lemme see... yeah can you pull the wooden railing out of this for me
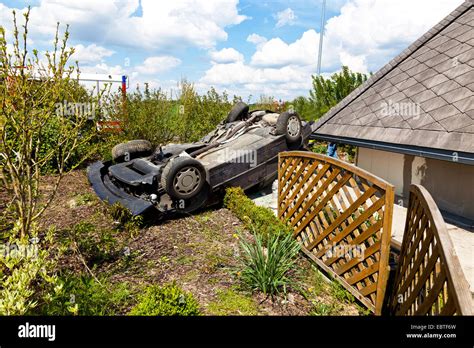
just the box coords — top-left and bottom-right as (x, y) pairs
(389, 185), (473, 315)
(278, 151), (394, 314)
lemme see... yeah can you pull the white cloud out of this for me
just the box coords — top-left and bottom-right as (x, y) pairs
(1, 0), (248, 50)
(71, 44), (115, 64)
(250, 0), (462, 73)
(322, 0), (464, 71)
(274, 8), (297, 28)
(79, 62), (125, 76)
(2, 0), (465, 101)
(198, 0), (463, 99)
(135, 56), (181, 75)
(246, 33), (267, 47)
(339, 51), (368, 74)
(199, 61), (315, 99)
(209, 48), (244, 64)
(250, 30), (319, 68)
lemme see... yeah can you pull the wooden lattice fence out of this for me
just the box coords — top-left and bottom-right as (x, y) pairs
(278, 151), (394, 314)
(389, 185), (473, 315)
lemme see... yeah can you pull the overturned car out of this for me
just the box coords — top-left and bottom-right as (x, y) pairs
(87, 102), (313, 217)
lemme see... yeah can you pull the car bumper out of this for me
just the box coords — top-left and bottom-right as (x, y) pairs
(87, 161), (157, 216)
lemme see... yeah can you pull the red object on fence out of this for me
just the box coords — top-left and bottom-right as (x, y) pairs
(97, 120), (123, 133)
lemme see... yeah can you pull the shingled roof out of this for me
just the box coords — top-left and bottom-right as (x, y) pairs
(312, 0), (474, 159)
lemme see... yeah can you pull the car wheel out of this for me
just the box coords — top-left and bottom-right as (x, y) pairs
(161, 157), (207, 200)
(226, 102), (249, 123)
(112, 139), (153, 162)
(275, 111), (302, 144)
(178, 183), (210, 214)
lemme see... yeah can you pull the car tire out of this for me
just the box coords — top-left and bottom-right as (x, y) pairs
(275, 111), (302, 144)
(112, 139), (153, 162)
(161, 157), (207, 200)
(226, 102), (249, 123)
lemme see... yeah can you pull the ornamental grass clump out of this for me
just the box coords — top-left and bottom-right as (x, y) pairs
(238, 229), (301, 296)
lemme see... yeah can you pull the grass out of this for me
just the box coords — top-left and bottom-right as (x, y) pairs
(129, 283), (200, 316)
(301, 265), (326, 298)
(181, 269), (200, 283)
(70, 192), (97, 207)
(309, 301), (342, 316)
(330, 281), (355, 303)
(176, 255), (195, 266)
(207, 288), (258, 315)
(108, 202), (143, 236)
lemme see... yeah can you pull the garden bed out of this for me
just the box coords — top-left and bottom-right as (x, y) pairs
(2, 170), (364, 316)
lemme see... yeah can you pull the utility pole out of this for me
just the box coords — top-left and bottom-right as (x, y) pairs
(316, 0), (326, 76)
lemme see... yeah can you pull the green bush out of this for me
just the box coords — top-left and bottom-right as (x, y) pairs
(39, 273), (132, 315)
(290, 96), (317, 121)
(116, 81), (233, 147)
(224, 187), (292, 239)
(0, 233), (61, 315)
(129, 283), (200, 316)
(330, 281), (355, 303)
(122, 85), (176, 146)
(66, 222), (119, 266)
(1, 77), (100, 175)
(310, 141), (327, 155)
(176, 82), (231, 142)
(238, 229), (301, 296)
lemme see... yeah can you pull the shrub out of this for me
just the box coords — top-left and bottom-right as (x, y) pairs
(39, 273), (132, 315)
(122, 85), (176, 146)
(129, 283), (200, 316)
(66, 222), (119, 266)
(238, 229), (300, 296)
(308, 66), (369, 120)
(114, 81), (233, 147)
(290, 96), (316, 121)
(224, 187), (291, 239)
(0, 229), (61, 315)
(311, 141), (328, 155)
(175, 82), (231, 142)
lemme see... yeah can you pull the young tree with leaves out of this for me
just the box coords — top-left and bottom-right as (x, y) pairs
(0, 9), (95, 239)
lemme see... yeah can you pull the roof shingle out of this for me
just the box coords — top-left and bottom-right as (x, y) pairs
(313, 0), (474, 154)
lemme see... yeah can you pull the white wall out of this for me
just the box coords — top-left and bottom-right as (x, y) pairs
(356, 147), (405, 196)
(356, 147), (474, 222)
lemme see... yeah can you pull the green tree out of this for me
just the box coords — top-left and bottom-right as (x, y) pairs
(0, 9), (94, 238)
(292, 66), (369, 120)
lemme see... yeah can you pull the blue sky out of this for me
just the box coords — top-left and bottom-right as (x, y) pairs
(0, 0), (464, 100)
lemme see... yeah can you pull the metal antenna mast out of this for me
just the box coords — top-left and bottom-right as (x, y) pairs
(316, 0), (326, 75)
